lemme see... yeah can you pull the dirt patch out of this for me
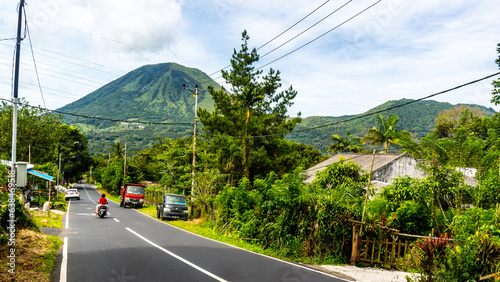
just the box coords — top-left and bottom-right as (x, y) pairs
(0, 229), (62, 281)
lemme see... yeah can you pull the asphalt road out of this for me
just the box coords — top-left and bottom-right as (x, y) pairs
(53, 185), (345, 282)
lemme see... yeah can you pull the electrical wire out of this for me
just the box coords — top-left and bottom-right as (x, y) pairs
(208, 0), (380, 84)
(203, 71), (500, 139)
(24, 8), (47, 108)
(260, 0), (352, 59)
(0, 97), (193, 126)
(256, 0), (382, 72)
(205, 0), (335, 79)
(257, 0), (331, 51)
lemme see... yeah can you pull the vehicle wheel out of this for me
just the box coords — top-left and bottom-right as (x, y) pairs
(99, 211), (105, 218)
(137, 204), (143, 209)
(77, 197), (80, 200)
(65, 198), (68, 201)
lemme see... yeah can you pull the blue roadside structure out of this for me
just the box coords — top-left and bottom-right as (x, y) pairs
(27, 169), (54, 181)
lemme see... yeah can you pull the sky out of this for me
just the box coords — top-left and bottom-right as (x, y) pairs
(0, 0), (499, 118)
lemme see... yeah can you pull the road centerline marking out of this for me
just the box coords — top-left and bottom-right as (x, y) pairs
(113, 218), (120, 222)
(126, 227), (227, 282)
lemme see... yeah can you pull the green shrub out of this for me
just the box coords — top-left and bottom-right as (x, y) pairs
(395, 201), (431, 235)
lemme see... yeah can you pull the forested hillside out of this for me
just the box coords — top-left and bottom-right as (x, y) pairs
(289, 99), (495, 153)
(56, 62), (220, 156)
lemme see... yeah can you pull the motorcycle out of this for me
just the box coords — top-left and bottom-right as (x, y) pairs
(97, 205), (108, 218)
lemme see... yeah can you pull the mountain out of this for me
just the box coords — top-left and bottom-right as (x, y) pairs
(288, 99), (496, 153)
(57, 62), (220, 156)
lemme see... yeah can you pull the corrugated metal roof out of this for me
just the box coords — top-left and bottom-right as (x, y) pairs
(304, 153), (407, 183)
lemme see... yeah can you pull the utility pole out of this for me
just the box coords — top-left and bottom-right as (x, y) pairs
(123, 142), (127, 181)
(191, 86), (198, 199)
(183, 84), (208, 215)
(11, 0), (25, 174)
(57, 152), (61, 188)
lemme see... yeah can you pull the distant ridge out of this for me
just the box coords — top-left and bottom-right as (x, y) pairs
(289, 98), (496, 153)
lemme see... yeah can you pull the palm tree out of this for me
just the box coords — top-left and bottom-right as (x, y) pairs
(362, 114), (412, 153)
(327, 131), (364, 154)
(111, 142), (124, 161)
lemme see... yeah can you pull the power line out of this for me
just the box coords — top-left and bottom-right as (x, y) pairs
(0, 97), (193, 126)
(25, 8), (46, 108)
(205, 71), (500, 139)
(205, 0), (335, 79)
(287, 71), (500, 136)
(260, 0), (352, 59)
(208, 0), (380, 84)
(256, 0), (382, 72)
(257, 0), (331, 51)
(0, 42), (125, 78)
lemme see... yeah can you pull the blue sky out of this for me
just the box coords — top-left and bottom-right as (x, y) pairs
(0, 0), (499, 118)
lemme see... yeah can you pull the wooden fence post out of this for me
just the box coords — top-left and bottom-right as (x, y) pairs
(351, 225), (360, 266)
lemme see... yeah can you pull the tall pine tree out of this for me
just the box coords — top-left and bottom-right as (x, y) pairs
(198, 31), (301, 180)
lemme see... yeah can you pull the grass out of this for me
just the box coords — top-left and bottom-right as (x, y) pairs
(0, 229), (62, 281)
(32, 211), (64, 229)
(166, 219), (288, 259)
(139, 204), (157, 217)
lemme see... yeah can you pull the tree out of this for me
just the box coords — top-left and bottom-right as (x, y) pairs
(434, 106), (487, 138)
(111, 142), (124, 161)
(0, 100), (60, 164)
(56, 124), (92, 184)
(198, 31), (301, 180)
(327, 131), (364, 154)
(362, 114), (412, 153)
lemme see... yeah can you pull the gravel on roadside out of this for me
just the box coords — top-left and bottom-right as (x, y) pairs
(319, 265), (417, 282)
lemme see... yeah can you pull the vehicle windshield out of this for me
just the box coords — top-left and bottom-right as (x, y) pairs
(127, 186), (144, 195)
(165, 196), (186, 205)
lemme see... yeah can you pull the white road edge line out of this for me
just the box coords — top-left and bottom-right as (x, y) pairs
(60, 237), (68, 282)
(65, 199), (70, 229)
(126, 227), (228, 282)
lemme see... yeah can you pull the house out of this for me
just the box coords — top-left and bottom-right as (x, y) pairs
(304, 152), (426, 185)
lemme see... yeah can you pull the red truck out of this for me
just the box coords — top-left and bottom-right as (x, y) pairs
(119, 183), (145, 208)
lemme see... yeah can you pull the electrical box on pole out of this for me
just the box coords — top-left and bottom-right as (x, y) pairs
(16, 162), (28, 188)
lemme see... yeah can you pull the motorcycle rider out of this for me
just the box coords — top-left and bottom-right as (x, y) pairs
(95, 193), (109, 214)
